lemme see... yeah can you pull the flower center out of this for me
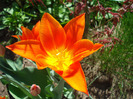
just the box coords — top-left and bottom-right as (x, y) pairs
(46, 49), (73, 71)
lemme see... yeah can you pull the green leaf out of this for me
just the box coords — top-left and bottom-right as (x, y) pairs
(53, 79), (64, 99)
(0, 57), (14, 71)
(63, 87), (74, 99)
(44, 84), (54, 98)
(0, 76), (3, 79)
(0, 57), (52, 98)
(8, 84), (28, 99)
(6, 57), (23, 71)
(0, 25), (6, 30)
(1, 75), (33, 98)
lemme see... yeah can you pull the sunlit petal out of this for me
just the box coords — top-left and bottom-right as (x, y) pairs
(21, 26), (35, 40)
(93, 43), (104, 51)
(36, 62), (47, 70)
(12, 35), (22, 40)
(36, 54), (59, 70)
(71, 39), (94, 55)
(56, 62), (88, 95)
(64, 13), (85, 49)
(12, 35), (18, 39)
(6, 13), (104, 95)
(32, 21), (40, 40)
(40, 13), (66, 54)
(6, 40), (46, 61)
(72, 41), (103, 62)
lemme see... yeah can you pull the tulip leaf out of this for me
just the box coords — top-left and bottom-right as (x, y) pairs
(1, 75), (33, 98)
(6, 56), (23, 71)
(44, 84), (54, 98)
(53, 79), (64, 99)
(8, 84), (29, 99)
(0, 57), (52, 98)
(0, 57), (14, 71)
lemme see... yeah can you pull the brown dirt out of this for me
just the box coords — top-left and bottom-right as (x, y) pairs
(75, 57), (133, 99)
(0, 72), (9, 98)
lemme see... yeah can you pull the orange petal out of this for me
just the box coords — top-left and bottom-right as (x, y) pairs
(71, 40), (103, 62)
(56, 62), (88, 95)
(12, 35), (18, 39)
(36, 54), (58, 70)
(6, 40), (46, 61)
(71, 39), (93, 56)
(12, 35), (22, 40)
(36, 54), (49, 70)
(32, 21), (40, 40)
(64, 13), (85, 49)
(40, 13), (66, 53)
(93, 43), (104, 51)
(21, 26), (35, 40)
(36, 62), (47, 70)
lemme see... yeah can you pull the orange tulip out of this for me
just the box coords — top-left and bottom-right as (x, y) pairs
(6, 13), (103, 95)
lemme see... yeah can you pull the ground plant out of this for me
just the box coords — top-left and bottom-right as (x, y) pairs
(0, 0), (133, 99)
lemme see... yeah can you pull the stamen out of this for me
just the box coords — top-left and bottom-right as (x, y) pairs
(46, 49), (73, 71)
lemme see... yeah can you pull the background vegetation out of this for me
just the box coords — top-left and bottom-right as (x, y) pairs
(0, 0), (133, 98)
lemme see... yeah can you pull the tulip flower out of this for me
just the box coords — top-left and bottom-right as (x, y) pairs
(6, 13), (103, 95)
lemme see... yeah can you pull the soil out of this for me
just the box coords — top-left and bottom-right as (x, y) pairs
(0, 71), (9, 98)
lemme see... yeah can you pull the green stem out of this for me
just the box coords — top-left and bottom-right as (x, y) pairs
(87, 75), (101, 99)
(88, 75), (100, 87)
(89, 94), (93, 99)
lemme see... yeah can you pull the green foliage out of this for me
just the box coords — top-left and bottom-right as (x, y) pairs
(0, 0), (74, 45)
(0, 57), (52, 98)
(35, 0), (74, 24)
(8, 84), (29, 99)
(0, 2), (31, 34)
(100, 12), (133, 95)
(0, 0), (73, 31)
(6, 56), (23, 71)
(1, 0), (132, 98)
(53, 79), (64, 99)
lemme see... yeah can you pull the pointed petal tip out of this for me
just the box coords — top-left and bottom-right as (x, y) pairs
(80, 88), (89, 96)
(6, 44), (16, 52)
(86, 91), (89, 96)
(82, 85), (89, 96)
(85, 90), (89, 96)
(56, 62), (89, 96)
(81, 13), (85, 16)
(6, 45), (12, 50)
(78, 13), (85, 18)
(42, 12), (50, 18)
(93, 43), (104, 51)
(77, 13), (85, 17)
(12, 35), (18, 39)
(21, 26), (25, 32)
(21, 26), (24, 29)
